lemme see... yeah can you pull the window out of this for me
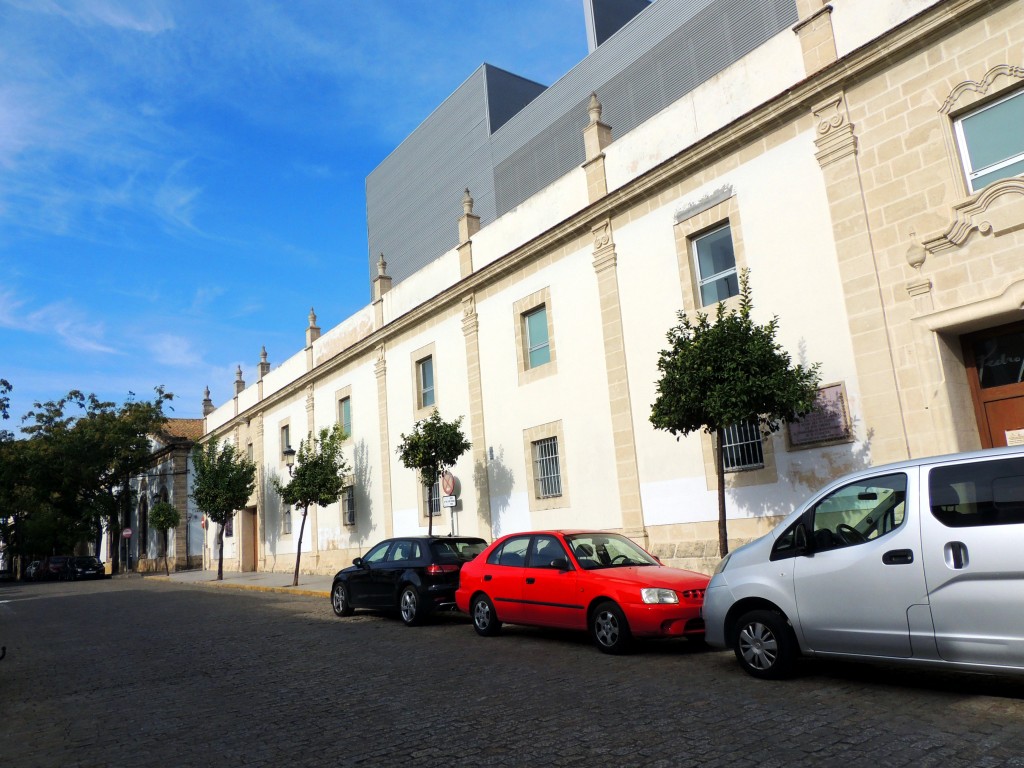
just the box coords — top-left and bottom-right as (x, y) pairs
(487, 536), (530, 567)
(247, 442), (254, 462)
(225, 514), (234, 538)
(527, 535), (568, 569)
(692, 224), (739, 306)
(280, 425), (291, 457)
(363, 541), (390, 563)
(417, 356), (435, 409)
(424, 479), (441, 517)
(929, 457), (1024, 528)
(387, 540), (422, 562)
(283, 507), (292, 535)
(524, 306), (550, 368)
(721, 421), (764, 472)
(342, 486), (355, 526)
(808, 473), (907, 551)
(338, 396), (352, 438)
(532, 437), (562, 498)
(955, 88), (1024, 192)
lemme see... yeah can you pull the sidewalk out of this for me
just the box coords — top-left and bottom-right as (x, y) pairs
(147, 568), (333, 598)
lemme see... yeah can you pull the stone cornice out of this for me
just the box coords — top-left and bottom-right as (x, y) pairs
(206, 0), (1010, 440)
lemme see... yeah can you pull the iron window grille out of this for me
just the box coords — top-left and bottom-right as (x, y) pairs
(532, 436), (563, 498)
(722, 421), (764, 471)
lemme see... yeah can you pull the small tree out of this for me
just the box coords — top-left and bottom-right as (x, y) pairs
(191, 438), (256, 580)
(650, 270), (821, 558)
(396, 410), (471, 536)
(273, 424), (349, 587)
(149, 501), (181, 576)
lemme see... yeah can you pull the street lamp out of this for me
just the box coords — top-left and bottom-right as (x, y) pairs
(283, 447), (296, 477)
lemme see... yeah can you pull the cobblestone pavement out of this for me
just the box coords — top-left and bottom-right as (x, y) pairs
(2, 577), (1024, 768)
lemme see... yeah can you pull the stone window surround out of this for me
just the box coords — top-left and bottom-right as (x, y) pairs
(673, 191), (746, 313)
(523, 420), (570, 513)
(513, 286), (558, 385)
(334, 384), (353, 442)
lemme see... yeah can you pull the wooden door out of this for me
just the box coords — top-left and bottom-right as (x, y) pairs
(963, 322), (1024, 448)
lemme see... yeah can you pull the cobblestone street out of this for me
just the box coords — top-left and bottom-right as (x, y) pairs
(2, 577), (1023, 767)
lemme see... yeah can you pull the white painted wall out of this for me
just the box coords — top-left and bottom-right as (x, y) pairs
(831, 0), (941, 59)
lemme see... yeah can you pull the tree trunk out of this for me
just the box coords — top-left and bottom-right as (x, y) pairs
(292, 504), (308, 587)
(164, 530), (170, 576)
(716, 428), (729, 558)
(427, 482), (434, 537)
(217, 525), (224, 580)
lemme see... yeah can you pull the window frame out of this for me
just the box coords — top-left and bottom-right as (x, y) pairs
(513, 288), (557, 385)
(532, 436), (563, 499)
(953, 87), (1024, 193)
(523, 421), (570, 512)
(691, 222), (739, 307)
(341, 485), (356, 527)
(721, 421), (765, 472)
(410, 342), (438, 418)
(338, 396), (352, 438)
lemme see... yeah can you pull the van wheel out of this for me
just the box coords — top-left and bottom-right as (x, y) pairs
(733, 609), (796, 679)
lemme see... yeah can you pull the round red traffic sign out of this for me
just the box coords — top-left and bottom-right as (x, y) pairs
(122, 527), (133, 539)
(441, 471), (455, 496)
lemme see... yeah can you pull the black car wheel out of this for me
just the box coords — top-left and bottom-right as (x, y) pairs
(471, 593), (501, 637)
(331, 581), (354, 617)
(733, 609), (797, 679)
(399, 585), (424, 626)
(590, 601), (633, 654)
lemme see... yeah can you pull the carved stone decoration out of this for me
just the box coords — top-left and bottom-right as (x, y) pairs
(462, 188), (474, 216)
(592, 219), (612, 251)
(374, 344), (386, 377)
(812, 94), (845, 136)
(305, 384), (315, 413)
(812, 92), (857, 167)
(923, 178), (1024, 255)
(940, 65), (1024, 114)
(588, 92), (602, 125)
(377, 254), (388, 277)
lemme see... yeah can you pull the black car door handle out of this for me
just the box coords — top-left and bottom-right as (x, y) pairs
(882, 549), (914, 565)
(483, 574), (492, 582)
(525, 577), (535, 584)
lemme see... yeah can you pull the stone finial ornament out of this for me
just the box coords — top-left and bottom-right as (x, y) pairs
(260, 345), (268, 363)
(463, 188), (474, 215)
(905, 230), (926, 272)
(377, 253), (388, 277)
(588, 92), (602, 124)
(308, 307), (317, 328)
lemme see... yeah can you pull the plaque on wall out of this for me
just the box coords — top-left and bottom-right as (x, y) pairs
(787, 383), (852, 449)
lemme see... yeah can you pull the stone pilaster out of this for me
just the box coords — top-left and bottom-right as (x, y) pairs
(374, 346), (394, 539)
(461, 294), (492, 539)
(591, 217), (646, 545)
(812, 92), (910, 462)
(305, 308), (320, 371)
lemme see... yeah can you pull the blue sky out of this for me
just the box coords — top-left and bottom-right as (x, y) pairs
(0, 0), (589, 427)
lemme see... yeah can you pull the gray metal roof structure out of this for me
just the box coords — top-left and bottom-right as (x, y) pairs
(365, 0), (798, 291)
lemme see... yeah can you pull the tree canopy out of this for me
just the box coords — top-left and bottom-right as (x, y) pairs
(650, 271), (820, 556)
(273, 423), (349, 586)
(191, 438), (256, 580)
(396, 409), (471, 536)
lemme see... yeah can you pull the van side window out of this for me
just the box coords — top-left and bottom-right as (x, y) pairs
(809, 473), (907, 551)
(929, 457), (1024, 528)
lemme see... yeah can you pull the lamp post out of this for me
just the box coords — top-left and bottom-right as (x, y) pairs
(283, 447), (296, 476)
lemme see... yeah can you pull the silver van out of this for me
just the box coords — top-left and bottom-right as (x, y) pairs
(702, 446), (1024, 678)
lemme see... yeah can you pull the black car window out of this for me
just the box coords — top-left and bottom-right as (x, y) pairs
(527, 535), (569, 569)
(364, 541), (391, 563)
(930, 457), (1024, 527)
(487, 536), (530, 567)
(387, 541), (419, 562)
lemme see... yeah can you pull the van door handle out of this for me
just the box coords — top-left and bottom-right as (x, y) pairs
(945, 542), (969, 570)
(882, 549), (914, 565)
(525, 577), (536, 584)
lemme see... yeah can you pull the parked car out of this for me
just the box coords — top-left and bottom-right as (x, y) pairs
(69, 556), (107, 580)
(39, 555), (72, 581)
(455, 530), (709, 654)
(331, 536), (487, 626)
(24, 561), (42, 581)
(703, 446), (1024, 679)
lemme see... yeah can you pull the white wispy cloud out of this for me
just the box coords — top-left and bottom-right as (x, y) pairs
(0, 287), (119, 354)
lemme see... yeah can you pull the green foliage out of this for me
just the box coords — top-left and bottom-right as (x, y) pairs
(191, 439), (256, 526)
(149, 501), (181, 534)
(650, 271), (821, 557)
(396, 409), (472, 489)
(272, 424), (349, 511)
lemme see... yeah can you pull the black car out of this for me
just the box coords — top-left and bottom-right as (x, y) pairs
(40, 555), (72, 581)
(330, 536), (487, 626)
(69, 556), (107, 580)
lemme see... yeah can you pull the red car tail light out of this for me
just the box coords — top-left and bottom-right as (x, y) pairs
(426, 564), (459, 575)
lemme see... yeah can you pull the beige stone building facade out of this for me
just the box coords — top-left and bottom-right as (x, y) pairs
(203, 0), (1024, 576)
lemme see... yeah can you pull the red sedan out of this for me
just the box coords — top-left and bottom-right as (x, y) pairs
(455, 530), (709, 654)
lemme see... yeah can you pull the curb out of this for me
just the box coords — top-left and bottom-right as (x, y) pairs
(148, 575), (330, 599)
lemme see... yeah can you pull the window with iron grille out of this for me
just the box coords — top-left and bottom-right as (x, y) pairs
(532, 437), (562, 498)
(342, 486), (356, 526)
(424, 479), (441, 516)
(283, 507), (292, 535)
(722, 421), (764, 471)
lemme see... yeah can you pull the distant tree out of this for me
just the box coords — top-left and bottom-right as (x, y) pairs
(273, 424), (348, 587)
(191, 438), (256, 580)
(650, 271), (821, 557)
(396, 410), (471, 537)
(149, 501), (181, 576)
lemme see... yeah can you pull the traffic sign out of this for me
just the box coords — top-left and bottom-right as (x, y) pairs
(122, 528), (133, 539)
(441, 494), (456, 508)
(441, 471), (455, 496)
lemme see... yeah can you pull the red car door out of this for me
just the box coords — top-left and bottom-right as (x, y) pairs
(520, 535), (582, 629)
(481, 535), (531, 623)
